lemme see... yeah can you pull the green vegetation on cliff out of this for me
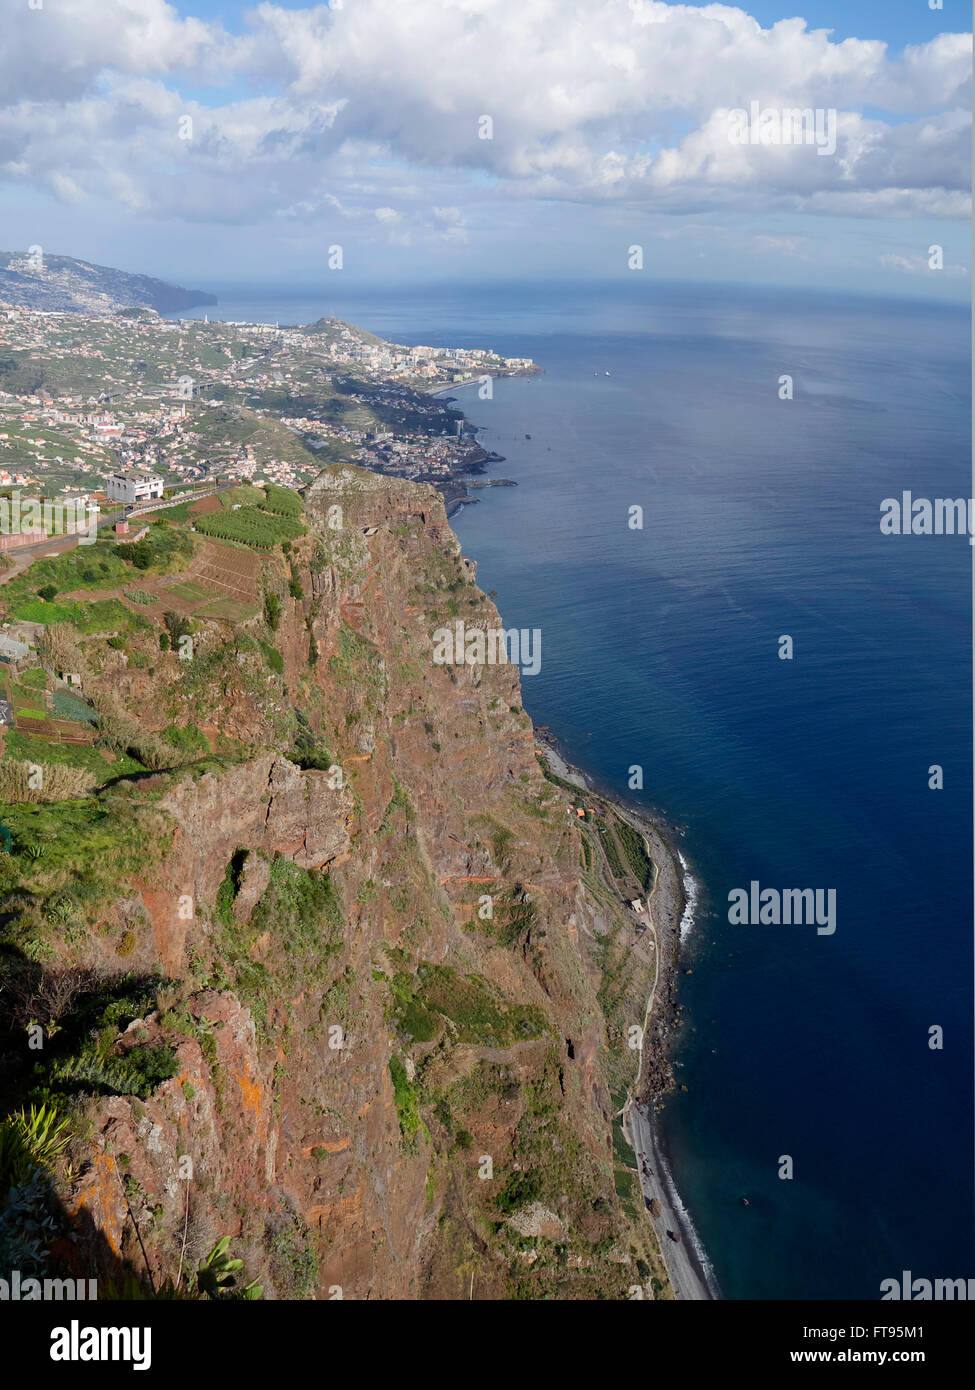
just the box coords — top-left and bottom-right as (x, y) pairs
(0, 467), (667, 1300)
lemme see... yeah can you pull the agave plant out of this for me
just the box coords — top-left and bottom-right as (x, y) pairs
(102, 1240), (263, 1301)
(45, 897), (78, 927)
(197, 1236), (263, 1300)
(0, 1103), (72, 1189)
(0, 1168), (60, 1275)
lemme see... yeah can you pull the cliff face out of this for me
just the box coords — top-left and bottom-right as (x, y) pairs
(0, 466), (664, 1299)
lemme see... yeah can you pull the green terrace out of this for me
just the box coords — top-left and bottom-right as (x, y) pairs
(0, 663), (100, 753)
(0, 526), (192, 614)
(0, 664), (148, 800)
(4, 596), (149, 632)
(191, 504), (304, 550)
(148, 484), (305, 552)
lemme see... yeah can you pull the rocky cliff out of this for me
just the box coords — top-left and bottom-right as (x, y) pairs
(0, 465), (667, 1299)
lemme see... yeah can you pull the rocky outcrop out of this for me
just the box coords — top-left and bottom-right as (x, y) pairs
(160, 754), (353, 886)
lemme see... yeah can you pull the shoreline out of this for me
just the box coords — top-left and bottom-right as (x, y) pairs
(445, 362), (716, 1298)
(535, 739), (718, 1300)
(424, 366), (542, 399)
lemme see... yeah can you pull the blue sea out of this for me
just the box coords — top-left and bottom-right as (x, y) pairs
(180, 280), (973, 1300)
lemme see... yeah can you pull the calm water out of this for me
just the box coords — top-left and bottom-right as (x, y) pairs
(182, 280), (973, 1299)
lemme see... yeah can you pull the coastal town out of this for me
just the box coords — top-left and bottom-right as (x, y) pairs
(0, 302), (538, 517)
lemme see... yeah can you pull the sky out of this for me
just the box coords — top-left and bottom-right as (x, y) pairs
(0, 0), (970, 300)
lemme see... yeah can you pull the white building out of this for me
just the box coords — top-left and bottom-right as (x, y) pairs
(105, 468), (164, 505)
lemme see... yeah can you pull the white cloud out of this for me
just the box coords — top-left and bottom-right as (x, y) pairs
(0, 0), (227, 103)
(0, 0), (968, 230)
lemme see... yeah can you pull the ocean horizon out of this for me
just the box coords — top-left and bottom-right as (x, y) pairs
(181, 278), (972, 1299)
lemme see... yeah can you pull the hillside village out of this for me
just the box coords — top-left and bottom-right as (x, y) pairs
(0, 304), (537, 513)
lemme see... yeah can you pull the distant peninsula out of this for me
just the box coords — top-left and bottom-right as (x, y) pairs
(0, 252), (217, 316)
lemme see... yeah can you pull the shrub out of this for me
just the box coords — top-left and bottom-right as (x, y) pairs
(0, 962), (97, 1032)
(215, 849), (249, 927)
(290, 722), (332, 771)
(91, 692), (175, 771)
(263, 593), (282, 631)
(0, 1168), (60, 1276)
(163, 724), (209, 760)
(260, 643), (283, 675)
(163, 612), (192, 646)
(37, 623), (85, 677)
(50, 1044), (178, 1099)
(496, 1169), (543, 1215)
(265, 1215), (317, 1299)
(389, 1055), (421, 1144)
(119, 525), (191, 573)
